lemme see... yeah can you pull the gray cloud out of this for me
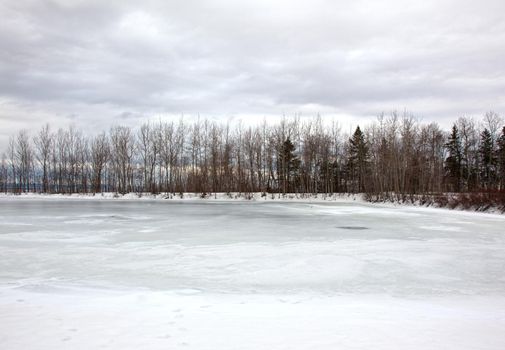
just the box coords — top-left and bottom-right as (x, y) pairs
(1, 0), (505, 149)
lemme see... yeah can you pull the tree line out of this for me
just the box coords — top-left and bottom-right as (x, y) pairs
(1, 112), (505, 203)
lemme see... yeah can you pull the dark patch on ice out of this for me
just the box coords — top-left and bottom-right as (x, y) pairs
(337, 226), (369, 230)
(108, 215), (131, 221)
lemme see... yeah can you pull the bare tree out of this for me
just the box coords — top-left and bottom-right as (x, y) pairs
(110, 126), (135, 194)
(91, 132), (109, 193)
(33, 124), (53, 193)
(138, 122), (159, 193)
(15, 130), (34, 192)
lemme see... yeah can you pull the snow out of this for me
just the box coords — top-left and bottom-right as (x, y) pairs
(0, 191), (362, 202)
(1, 198), (505, 349)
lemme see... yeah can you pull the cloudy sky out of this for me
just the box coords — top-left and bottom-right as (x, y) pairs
(1, 0), (504, 148)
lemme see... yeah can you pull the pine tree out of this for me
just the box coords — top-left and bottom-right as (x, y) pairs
(278, 138), (300, 194)
(496, 126), (505, 189)
(479, 128), (496, 188)
(347, 126), (369, 193)
(445, 124), (462, 192)
(0, 153), (7, 193)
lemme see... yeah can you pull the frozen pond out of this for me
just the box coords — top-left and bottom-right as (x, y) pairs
(1, 198), (505, 349)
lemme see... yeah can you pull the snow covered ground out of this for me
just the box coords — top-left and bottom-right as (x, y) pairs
(1, 198), (505, 349)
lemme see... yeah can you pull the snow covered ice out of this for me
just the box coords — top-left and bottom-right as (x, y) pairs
(1, 198), (505, 349)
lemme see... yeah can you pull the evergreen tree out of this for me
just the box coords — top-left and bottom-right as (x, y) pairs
(479, 128), (496, 188)
(0, 153), (7, 193)
(278, 138), (300, 194)
(347, 126), (369, 192)
(444, 124), (462, 192)
(496, 126), (505, 189)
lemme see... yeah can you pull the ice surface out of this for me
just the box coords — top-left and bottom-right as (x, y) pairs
(1, 198), (505, 349)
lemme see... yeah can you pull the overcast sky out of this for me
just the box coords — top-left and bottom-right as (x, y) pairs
(1, 0), (504, 149)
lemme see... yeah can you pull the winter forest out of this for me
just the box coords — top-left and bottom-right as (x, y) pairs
(2, 111), (505, 207)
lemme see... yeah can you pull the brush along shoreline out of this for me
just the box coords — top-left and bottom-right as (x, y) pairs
(1, 191), (504, 214)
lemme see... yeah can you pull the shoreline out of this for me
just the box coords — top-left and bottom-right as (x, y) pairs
(1, 191), (503, 215)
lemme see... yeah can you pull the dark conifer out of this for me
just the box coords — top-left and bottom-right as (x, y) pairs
(445, 124), (462, 192)
(347, 126), (370, 193)
(278, 138), (300, 194)
(498, 126), (505, 189)
(479, 128), (495, 188)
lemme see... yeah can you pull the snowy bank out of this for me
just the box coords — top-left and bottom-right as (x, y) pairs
(1, 191), (504, 214)
(0, 191), (364, 203)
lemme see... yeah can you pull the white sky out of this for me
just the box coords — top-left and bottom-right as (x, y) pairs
(1, 0), (504, 149)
